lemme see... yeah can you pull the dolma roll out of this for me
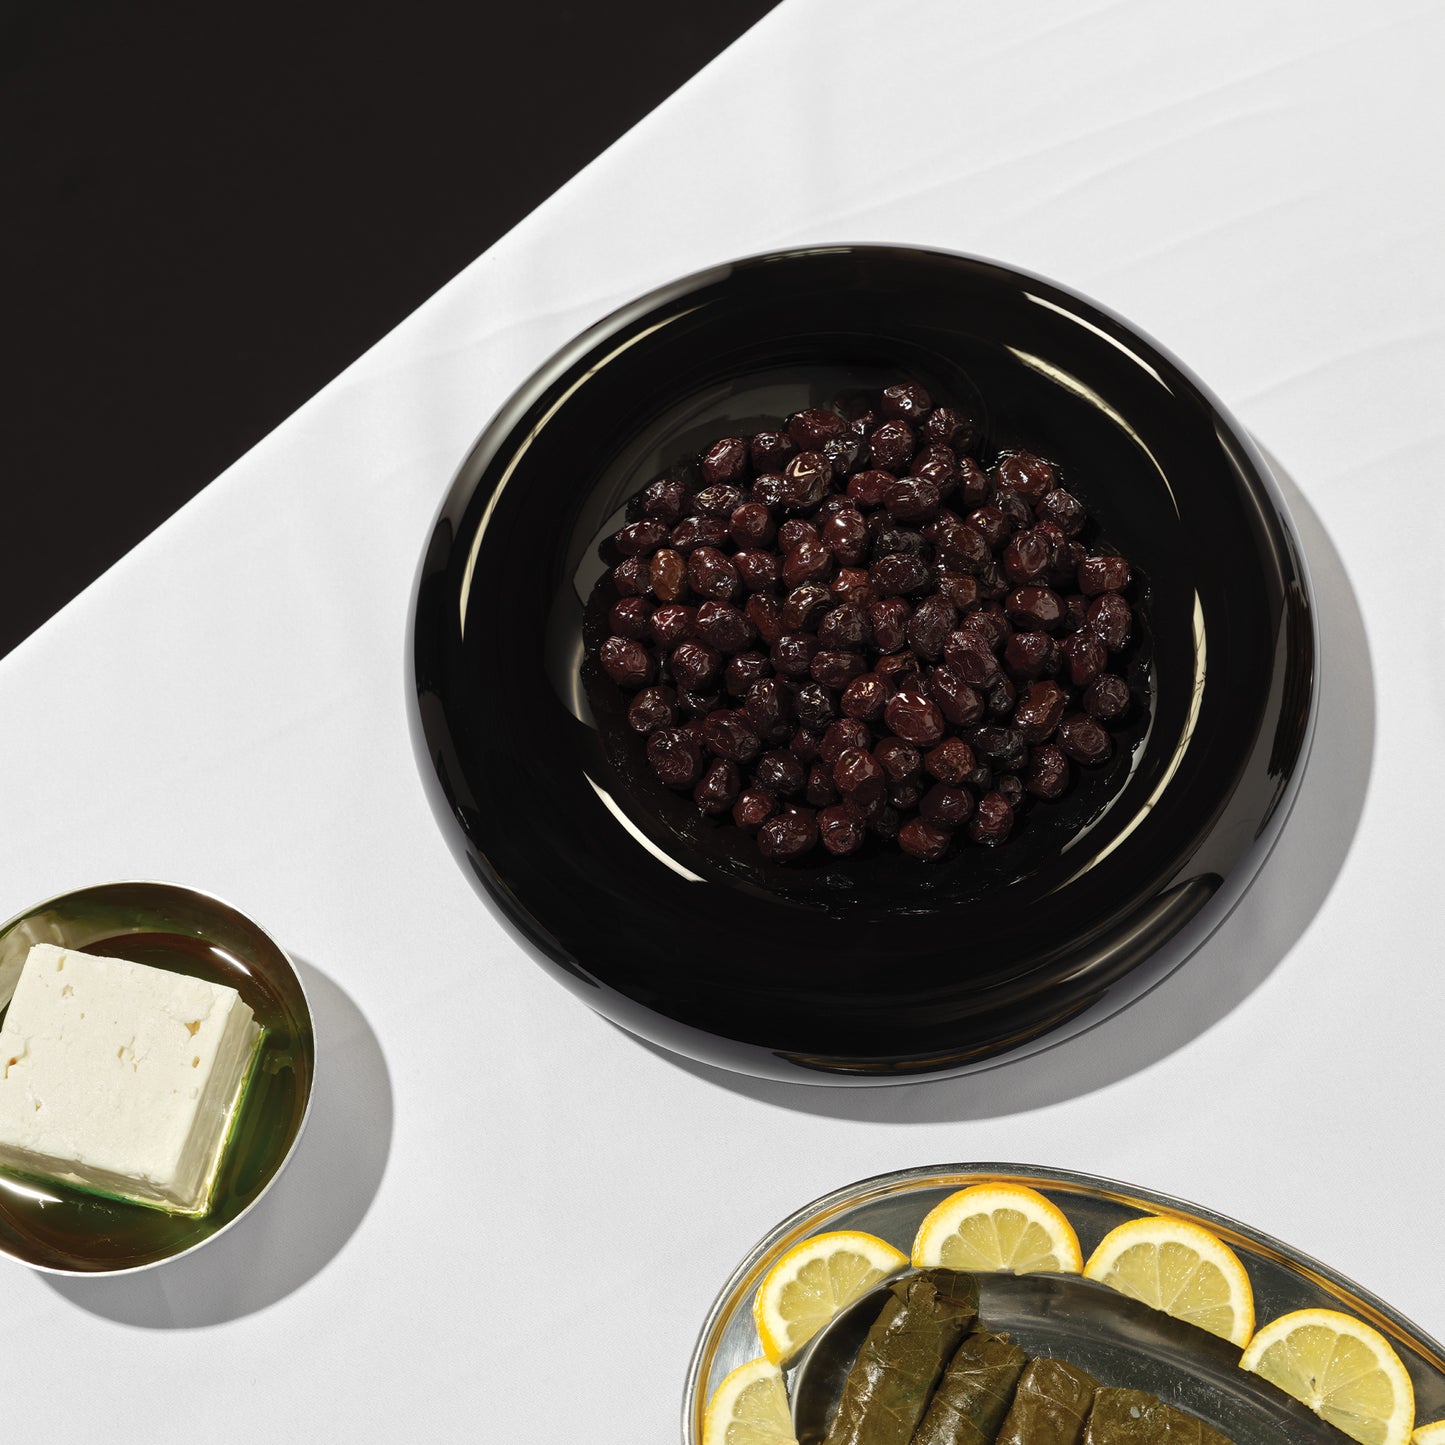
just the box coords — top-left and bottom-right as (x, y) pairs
(911, 1330), (1026, 1445)
(823, 1269), (979, 1445)
(1083, 1388), (1235, 1444)
(995, 1357), (1098, 1445)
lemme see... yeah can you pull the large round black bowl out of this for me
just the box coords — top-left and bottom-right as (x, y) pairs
(408, 246), (1315, 1084)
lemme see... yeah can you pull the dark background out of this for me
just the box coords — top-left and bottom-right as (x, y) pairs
(2, 0), (779, 658)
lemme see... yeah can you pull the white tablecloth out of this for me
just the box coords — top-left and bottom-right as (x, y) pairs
(3, 1), (1442, 1437)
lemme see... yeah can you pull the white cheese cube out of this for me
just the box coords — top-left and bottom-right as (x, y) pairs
(0, 943), (262, 1215)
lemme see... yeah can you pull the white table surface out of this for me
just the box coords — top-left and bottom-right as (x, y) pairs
(4, 0), (1442, 1437)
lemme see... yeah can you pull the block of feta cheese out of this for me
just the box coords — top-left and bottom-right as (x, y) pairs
(0, 943), (262, 1214)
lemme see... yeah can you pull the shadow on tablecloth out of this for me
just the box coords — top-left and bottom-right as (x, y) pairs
(644, 454), (1373, 1123)
(45, 958), (391, 1326)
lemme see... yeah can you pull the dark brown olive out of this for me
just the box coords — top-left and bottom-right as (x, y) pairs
(956, 457), (990, 508)
(771, 632), (820, 678)
(822, 433), (865, 477)
(805, 762), (839, 808)
(983, 671), (1017, 720)
(841, 672), (888, 721)
(1013, 680), (1067, 743)
(821, 508), (868, 564)
(884, 688), (945, 746)
(1061, 630), (1107, 687)
(817, 602), (871, 651)
(1087, 593), (1132, 651)
(881, 475), (940, 522)
(881, 381), (932, 419)
(669, 639), (721, 691)
(1083, 673), (1131, 721)
(906, 595), (957, 660)
(874, 736), (922, 782)
(995, 451), (1058, 502)
(789, 728), (821, 764)
(833, 746), (885, 807)
(777, 518), (818, 551)
(846, 470), (893, 509)
(909, 442), (957, 484)
(782, 538), (835, 589)
(924, 736), (976, 784)
(610, 517), (671, 559)
(927, 665), (985, 726)
(868, 596), (912, 652)
(781, 583), (832, 632)
(755, 748), (805, 797)
(936, 572), (980, 611)
(867, 419), (915, 470)
(817, 805), (866, 856)
(676, 688), (720, 720)
(920, 783), (974, 831)
(780, 450), (832, 511)
(811, 650), (867, 689)
(1025, 744), (1071, 799)
(996, 774), (1025, 809)
(701, 436), (749, 486)
(973, 725), (1027, 771)
(669, 515), (729, 553)
(728, 501), (775, 549)
(640, 477), (689, 523)
(1003, 529), (1051, 585)
(1061, 594), (1090, 633)
(701, 709), (761, 763)
(724, 651), (771, 697)
(609, 596), (652, 640)
(693, 483), (744, 519)
(646, 727), (703, 788)
(649, 548), (689, 602)
(787, 407), (846, 449)
(898, 817), (950, 860)
(793, 681), (838, 732)
(967, 505), (1009, 550)
(599, 636), (653, 689)
(649, 603), (696, 648)
(868, 803), (903, 840)
(943, 629), (1000, 686)
(872, 521), (925, 558)
(1078, 554), (1131, 595)
(628, 686), (676, 734)
(688, 546), (740, 602)
(831, 567), (877, 607)
(758, 807), (819, 862)
(968, 790), (1014, 845)
(820, 717), (872, 767)
(734, 549), (781, 592)
(743, 678), (792, 736)
(875, 652), (921, 685)
(733, 787), (777, 832)
(886, 777), (923, 811)
(924, 406), (976, 452)
(965, 605), (1010, 651)
(936, 520), (990, 572)
(1006, 586), (1065, 632)
(749, 430), (796, 473)
(744, 594), (783, 645)
(1056, 712), (1113, 765)
(1003, 630), (1058, 680)
(871, 553), (931, 596)
(694, 757), (741, 814)
(611, 556), (651, 596)
(1036, 488), (1084, 536)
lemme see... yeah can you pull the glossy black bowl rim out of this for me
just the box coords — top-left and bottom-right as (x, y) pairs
(408, 243), (1320, 1084)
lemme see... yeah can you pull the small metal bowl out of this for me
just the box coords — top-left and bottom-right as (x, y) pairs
(0, 881), (316, 1275)
(410, 245), (1316, 1083)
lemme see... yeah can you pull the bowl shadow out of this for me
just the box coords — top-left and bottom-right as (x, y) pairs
(641, 452), (1372, 1121)
(45, 958), (391, 1327)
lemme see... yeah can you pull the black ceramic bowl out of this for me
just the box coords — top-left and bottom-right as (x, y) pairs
(409, 246), (1315, 1083)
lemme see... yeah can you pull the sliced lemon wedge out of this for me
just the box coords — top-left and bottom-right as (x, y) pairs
(752, 1230), (907, 1365)
(703, 1357), (797, 1445)
(1240, 1308), (1415, 1445)
(1082, 1214), (1255, 1345)
(911, 1182), (1082, 1274)
(1413, 1422), (1445, 1444)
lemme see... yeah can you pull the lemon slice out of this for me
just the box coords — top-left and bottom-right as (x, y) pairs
(752, 1230), (907, 1364)
(703, 1358), (798, 1445)
(911, 1183), (1083, 1274)
(1413, 1422), (1445, 1444)
(1240, 1308), (1415, 1445)
(1082, 1214), (1255, 1345)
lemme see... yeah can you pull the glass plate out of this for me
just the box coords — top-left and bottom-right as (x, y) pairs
(684, 1163), (1445, 1443)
